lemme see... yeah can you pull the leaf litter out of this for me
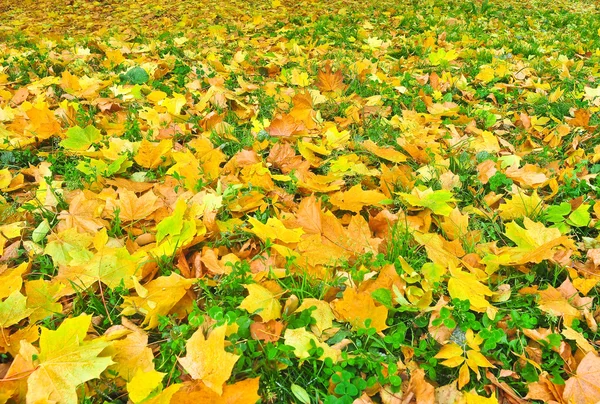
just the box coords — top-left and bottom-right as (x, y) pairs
(0, 0), (600, 403)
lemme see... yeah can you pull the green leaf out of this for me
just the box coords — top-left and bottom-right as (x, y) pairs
(421, 262), (446, 283)
(567, 203), (591, 227)
(121, 67), (150, 85)
(60, 125), (102, 151)
(371, 288), (393, 309)
(32, 219), (51, 243)
(155, 198), (187, 243)
(545, 202), (571, 223)
(399, 188), (457, 216)
(291, 384), (311, 404)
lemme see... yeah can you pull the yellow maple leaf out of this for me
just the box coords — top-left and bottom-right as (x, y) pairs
(25, 279), (65, 323)
(504, 218), (576, 264)
(296, 298), (335, 336)
(362, 139), (407, 163)
(127, 369), (165, 403)
(462, 391), (498, 404)
(26, 315), (113, 404)
(447, 268), (492, 312)
(0, 291), (34, 329)
(121, 273), (196, 329)
(134, 139), (173, 169)
(106, 327), (155, 381)
(537, 286), (581, 319)
(329, 184), (388, 213)
(283, 327), (339, 361)
(498, 190), (544, 220)
(239, 283), (282, 322)
(331, 288), (388, 332)
(248, 217), (304, 244)
(178, 325), (240, 395)
(110, 188), (161, 222)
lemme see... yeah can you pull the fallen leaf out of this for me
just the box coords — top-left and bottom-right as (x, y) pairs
(239, 283), (282, 322)
(331, 288), (388, 332)
(178, 325), (240, 395)
(283, 327), (339, 361)
(26, 315), (113, 404)
(563, 352), (600, 404)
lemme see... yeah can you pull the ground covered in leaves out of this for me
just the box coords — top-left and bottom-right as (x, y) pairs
(0, 0), (600, 402)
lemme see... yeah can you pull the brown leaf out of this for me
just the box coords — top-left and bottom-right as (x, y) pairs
(296, 195), (323, 234)
(266, 113), (304, 138)
(331, 288), (388, 332)
(316, 63), (346, 93)
(249, 320), (284, 342)
(563, 352), (600, 404)
(404, 368), (435, 404)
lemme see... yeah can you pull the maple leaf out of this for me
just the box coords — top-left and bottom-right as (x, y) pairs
(121, 273), (196, 329)
(56, 191), (107, 234)
(447, 268), (492, 312)
(440, 207), (469, 241)
(134, 139), (173, 169)
(152, 198), (198, 256)
(127, 369), (165, 403)
(316, 63), (346, 93)
(56, 229), (145, 292)
(170, 378), (260, 403)
(109, 188), (161, 222)
(563, 352), (600, 404)
(266, 113), (303, 138)
(0, 261), (28, 299)
(399, 187), (457, 216)
(239, 283), (282, 322)
(178, 325), (240, 395)
(504, 218), (575, 264)
(26, 104), (61, 140)
(498, 189), (544, 220)
(405, 368), (435, 404)
(536, 286), (582, 319)
(362, 139), (407, 163)
(107, 326), (155, 381)
(44, 227), (94, 266)
(247, 217), (304, 244)
(60, 125), (102, 151)
(295, 195), (323, 234)
(283, 327), (340, 361)
(331, 288), (388, 332)
(463, 391), (498, 403)
(26, 314), (113, 404)
(250, 319), (284, 342)
(25, 279), (65, 323)
(329, 184), (388, 213)
(296, 298), (335, 336)
(0, 291), (33, 329)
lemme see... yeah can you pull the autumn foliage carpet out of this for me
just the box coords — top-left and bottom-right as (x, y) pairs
(1, 0), (600, 402)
